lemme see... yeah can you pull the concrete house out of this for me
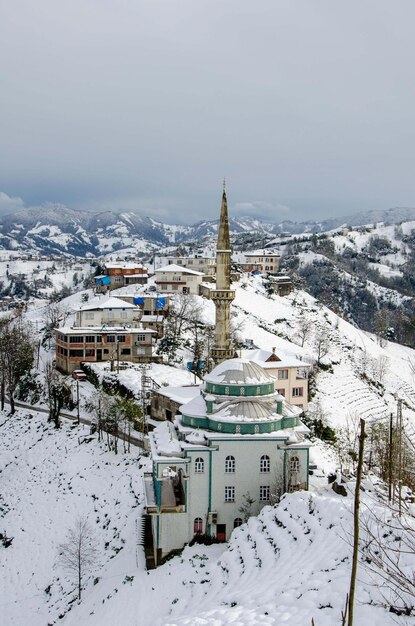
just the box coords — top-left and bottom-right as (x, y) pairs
(163, 256), (216, 277)
(242, 349), (310, 410)
(155, 264), (204, 295)
(95, 262), (148, 292)
(75, 297), (141, 328)
(243, 252), (280, 275)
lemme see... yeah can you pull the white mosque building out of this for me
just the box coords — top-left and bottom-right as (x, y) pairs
(144, 187), (310, 565)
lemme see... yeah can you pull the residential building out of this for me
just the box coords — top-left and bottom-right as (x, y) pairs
(241, 348), (310, 410)
(155, 264), (204, 295)
(243, 252), (280, 275)
(151, 385), (202, 422)
(75, 297), (141, 328)
(95, 262), (148, 292)
(55, 326), (158, 373)
(163, 256), (216, 276)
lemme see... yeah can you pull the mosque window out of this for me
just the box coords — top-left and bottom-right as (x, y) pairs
(234, 518), (243, 528)
(225, 456), (235, 473)
(290, 456), (300, 472)
(259, 486), (270, 501)
(194, 518), (203, 534)
(260, 455), (270, 473)
(256, 387), (261, 395)
(240, 387), (245, 395)
(225, 386), (229, 395)
(225, 486), (235, 502)
(254, 425), (259, 434)
(194, 457), (204, 473)
(236, 425), (241, 434)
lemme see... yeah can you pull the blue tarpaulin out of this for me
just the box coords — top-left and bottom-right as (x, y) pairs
(133, 297), (145, 305)
(95, 275), (111, 285)
(156, 297), (166, 309)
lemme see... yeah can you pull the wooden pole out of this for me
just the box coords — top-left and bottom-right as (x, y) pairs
(388, 412), (393, 503)
(347, 418), (366, 626)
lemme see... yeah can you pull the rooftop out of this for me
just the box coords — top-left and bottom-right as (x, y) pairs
(78, 296), (139, 311)
(156, 263), (204, 276)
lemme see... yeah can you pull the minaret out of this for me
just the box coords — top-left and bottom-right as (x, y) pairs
(211, 183), (235, 365)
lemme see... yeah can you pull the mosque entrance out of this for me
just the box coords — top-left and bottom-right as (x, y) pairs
(216, 524), (226, 542)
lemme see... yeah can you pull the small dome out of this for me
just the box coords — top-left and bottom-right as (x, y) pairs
(205, 358), (275, 386)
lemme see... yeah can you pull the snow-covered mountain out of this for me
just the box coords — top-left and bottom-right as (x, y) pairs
(1, 204), (415, 257)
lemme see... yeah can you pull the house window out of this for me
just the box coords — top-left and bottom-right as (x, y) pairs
(277, 388), (285, 397)
(85, 312), (94, 320)
(85, 336), (95, 343)
(225, 456), (235, 473)
(96, 336), (102, 343)
(278, 370), (288, 380)
(292, 387), (304, 397)
(290, 456), (300, 472)
(234, 518), (243, 528)
(121, 348), (131, 355)
(114, 276), (122, 283)
(107, 335), (115, 343)
(120, 311), (128, 319)
(117, 335), (126, 343)
(137, 334), (146, 342)
(225, 486), (235, 502)
(194, 518), (203, 534)
(85, 349), (95, 357)
(69, 336), (84, 343)
(69, 349), (83, 357)
(260, 486), (270, 501)
(194, 457), (204, 473)
(260, 455), (270, 473)
(161, 284), (167, 290)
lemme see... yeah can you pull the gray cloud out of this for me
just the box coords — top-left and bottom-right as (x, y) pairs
(0, 192), (25, 213)
(1, 0), (415, 224)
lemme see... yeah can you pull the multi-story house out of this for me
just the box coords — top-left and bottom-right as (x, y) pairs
(243, 252), (280, 275)
(155, 264), (204, 295)
(95, 262), (148, 292)
(162, 256), (216, 276)
(241, 348), (310, 410)
(55, 326), (157, 373)
(75, 297), (141, 327)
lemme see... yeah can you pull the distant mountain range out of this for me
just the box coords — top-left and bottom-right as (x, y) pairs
(0, 204), (414, 257)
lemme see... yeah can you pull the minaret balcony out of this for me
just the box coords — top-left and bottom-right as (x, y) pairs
(211, 289), (235, 301)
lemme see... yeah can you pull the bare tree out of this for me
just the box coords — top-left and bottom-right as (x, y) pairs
(0, 320), (34, 414)
(58, 516), (97, 601)
(44, 361), (71, 428)
(297, 317), (313, 347)
(313, 329), (329, 366)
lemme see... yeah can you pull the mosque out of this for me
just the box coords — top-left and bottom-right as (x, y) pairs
(144, 188), (310, 564)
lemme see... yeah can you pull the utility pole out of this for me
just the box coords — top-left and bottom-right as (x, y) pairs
(76, 379), (80, 425)
(397, 398), (403, 517)
(388, 412), (393, 503)
(117, 339), (120, 374)
(347, 418), (366, 626)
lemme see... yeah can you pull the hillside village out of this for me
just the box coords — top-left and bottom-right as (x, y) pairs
(1, 196), (415, 625)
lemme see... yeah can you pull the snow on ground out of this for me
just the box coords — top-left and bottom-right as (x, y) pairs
(63, 479), (410, 626)
(0, 409), (146, 626)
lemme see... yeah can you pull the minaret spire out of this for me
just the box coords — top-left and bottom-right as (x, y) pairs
(210, 183), (235, 365)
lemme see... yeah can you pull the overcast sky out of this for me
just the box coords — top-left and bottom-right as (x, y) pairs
(1, 0), (415, 224)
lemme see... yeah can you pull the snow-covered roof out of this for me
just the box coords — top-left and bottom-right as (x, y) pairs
(78, 296), (139, 311)
(150, 422), (184, 460)
(105, 262), (146, 269)
(155, 263), (204, 276)
(56, 325), (156, 334)
(141, 315), (164, 322)
(204, 358), (275, 385)
(242, 349), (310, 369)
(156, 385), (202, 405)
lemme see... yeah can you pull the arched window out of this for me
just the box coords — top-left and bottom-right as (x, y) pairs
(290, 456), (300, 472)
(234, 518), (243, 528)
(194, 517), (203, 534)
(194, 457), (204, 473)
(260, 455), (270, 473)
(225, 455), (235, 473)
